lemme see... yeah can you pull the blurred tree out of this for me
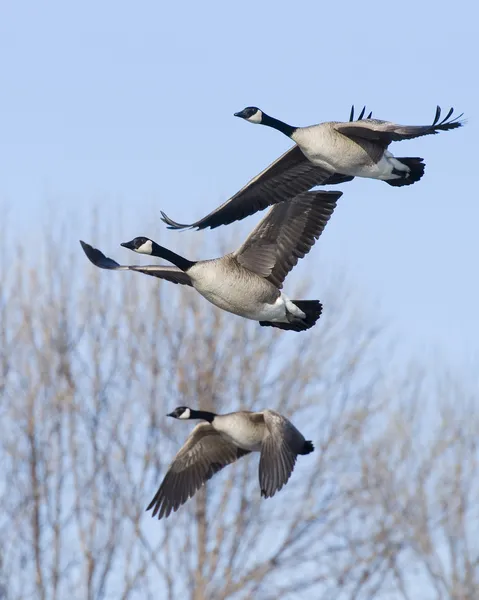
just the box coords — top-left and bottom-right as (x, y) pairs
(0, 221), (476, 600)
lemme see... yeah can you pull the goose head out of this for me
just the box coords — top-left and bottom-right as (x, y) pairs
(234, 106), (264, 124)
(167, 406), (193, 420)
(121, 237), (154, 254)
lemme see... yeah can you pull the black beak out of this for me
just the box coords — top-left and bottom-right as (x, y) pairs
(166, 412), (175, 418)
(120, 240), (135, 250)
(234, 110), (246, 118)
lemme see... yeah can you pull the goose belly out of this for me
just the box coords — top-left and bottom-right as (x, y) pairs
(200, 288), (290, 322)
(293, 127), (385, 177)
(213, 418), (263, 452)
(192, 266), (281, 321)
(219, 430), (262, 452)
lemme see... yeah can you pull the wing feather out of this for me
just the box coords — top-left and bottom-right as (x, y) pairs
(259, 410), (308, 499)
(334, 106), (464, 147)
(160, 146), (351, 231)
(147, 424), (250, 519)
(234, 190), (341, 288)
(80, 241), (193, 286)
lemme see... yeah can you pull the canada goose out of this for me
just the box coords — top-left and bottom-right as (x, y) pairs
(80, 190), (341, 331)
(147, 406), (314, 519)
(234, 105), (464, 187)
(159, 105), (372, 231)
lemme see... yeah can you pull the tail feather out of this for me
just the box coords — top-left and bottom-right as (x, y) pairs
(259, 300), (322, 332)
(387, 157), (425, 187)
(299, 440), (314, 455)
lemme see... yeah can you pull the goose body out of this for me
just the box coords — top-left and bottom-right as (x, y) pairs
(80, 190), (341, 332)
(235, 105), (464, 183)
(159, 106), (372, 231)
(147, 406), (314, 519)
(188, 257), (303, 323)
(161, 105), (464, 231)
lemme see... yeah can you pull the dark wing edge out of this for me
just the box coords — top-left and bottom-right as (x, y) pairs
(79, 240), (193, 286)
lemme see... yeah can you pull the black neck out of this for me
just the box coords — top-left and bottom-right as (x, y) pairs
(150, 241), (196, 272)
(261, 113), (297, 138)
(190, 409), (216, 423)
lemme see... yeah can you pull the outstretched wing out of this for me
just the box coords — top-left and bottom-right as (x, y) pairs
(160, 145), (352, 231)
(234, 190), (341, 287)
(258, 410), (307, 499)
(80, 241), (193, 286)
(147, 423), (250, 519)
(334, 106), (464, 148)
(159, 105), (373, 232)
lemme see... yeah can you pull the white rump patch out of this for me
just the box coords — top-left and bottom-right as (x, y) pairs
(284, 294), (306, 318)
(374, 150), (409, 180)
(259, 293), (305, 323)
(136, 240), (153, 254)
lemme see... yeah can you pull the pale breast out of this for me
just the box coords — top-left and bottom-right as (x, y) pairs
(190, 259), (279, 319)
(212, 413), (264, 452)
(294, 124), (381, 174)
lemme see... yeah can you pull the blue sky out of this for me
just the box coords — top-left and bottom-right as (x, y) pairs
(0, 0), (477, 373)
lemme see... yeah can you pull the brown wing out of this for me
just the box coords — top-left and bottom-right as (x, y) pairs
(147, 423), (250, 519)
(234, 190), (341, 288)
(80, 241), (193, 286)
(160, 146), (352, 231)
(334, 106), (464, 148)
(258, 410), (308, 499)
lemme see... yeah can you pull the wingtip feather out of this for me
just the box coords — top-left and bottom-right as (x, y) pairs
(429, 106), (466, 131)
(160, 211), (192, 231)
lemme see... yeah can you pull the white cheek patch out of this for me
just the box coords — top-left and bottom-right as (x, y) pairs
(178, 408), (191, 419)
(248, 111), (263, 124)
(137, 240), (153, 254)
